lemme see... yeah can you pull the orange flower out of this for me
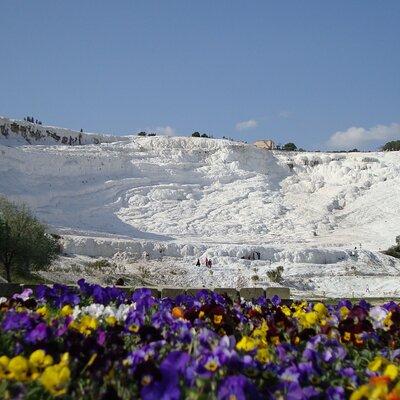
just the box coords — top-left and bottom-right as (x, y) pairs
(387, 390), (400, 400)
(171, 307), (184, 319)
(369, 375), (391, 385)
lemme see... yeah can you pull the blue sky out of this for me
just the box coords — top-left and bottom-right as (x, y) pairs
(0, 1), (399, 150)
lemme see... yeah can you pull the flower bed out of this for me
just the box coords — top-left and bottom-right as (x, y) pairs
(1, 280), (400, 399)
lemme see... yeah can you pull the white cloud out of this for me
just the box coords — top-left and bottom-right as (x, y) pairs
(327, 123), (400, 150)
(235, 119), (258, 131)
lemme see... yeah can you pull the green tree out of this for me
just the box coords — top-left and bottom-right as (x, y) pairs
(191, 132), (200, 137)
(0, 197), (59, 282)
(383, 235), (400, 259)
(282, 142), (297, 151)
(382, 140), (400, 151)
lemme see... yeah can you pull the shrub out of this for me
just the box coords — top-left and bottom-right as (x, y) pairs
(267, 266), (284, 283)
(86, 259), (114, 270)
(282, 143), (297, 151)
(382, 140), (400, 151)
(191, 132), (211, 138)
(0, 197), (59, 282)
(383, 246), (400, 259)
(383, 236), (400, 259)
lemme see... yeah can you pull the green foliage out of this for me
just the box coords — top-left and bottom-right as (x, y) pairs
(383, 246), (400, 259)
(86, 259), (115, 270)
(192, 132), (211, 138)
(382, 140), (400, 151)
(383, 235), (400, 259)
(0, 197), (59, 282)
(267, 265), (284, 283)
(282, 142), (297, 151)
(384, 247), (400, 259)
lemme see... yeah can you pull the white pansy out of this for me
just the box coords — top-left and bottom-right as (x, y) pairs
(369, 306), (388, 329)
(72, 305), (81, 320)
(68, 303), (134, 322)
(115, 304), (133, 321)
(81, 303), (105, 318)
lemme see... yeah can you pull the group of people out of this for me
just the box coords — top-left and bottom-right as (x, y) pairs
(241, 252), (261, 260)
(63, 133), (83, 145)
(196, 258), (212, 268)
(24, 116), (42, 125)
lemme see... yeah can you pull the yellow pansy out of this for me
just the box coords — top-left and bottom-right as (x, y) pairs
(384, 312), (393, 328)
(60, 353), (69, 365)
(281, 305), (292, 317)
(8, 355), (29, 381)
(0, 355), (10, 379)
(370, 383), (388, 398)
(236, 336), (258, 352)
(313, 302), (327, 316)
(60, 305), (73, 317)
(71, 315), (98, 335)
(40, 364), (70, 396)
(29, 350), (53, 370)
(36, 306), (49, 318)
(343, 332), (351, 342)
(384, 364), (398, 380)
(340, 306), (349, 318)
(255, 348), (272, 364)
(105, 316), (117, 326)
(252, 320), (268, 339)
(368, 356), (385, 372)
(305, 311), (318, 325)
(349, 384), (370, 400)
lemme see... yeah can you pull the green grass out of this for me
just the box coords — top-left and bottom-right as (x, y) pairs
(0, 266), (53, 284)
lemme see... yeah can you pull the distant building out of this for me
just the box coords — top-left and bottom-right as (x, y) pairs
(254, 139), (276, 150)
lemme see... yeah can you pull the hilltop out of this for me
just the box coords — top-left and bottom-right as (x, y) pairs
(1, 116), (400, 297)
